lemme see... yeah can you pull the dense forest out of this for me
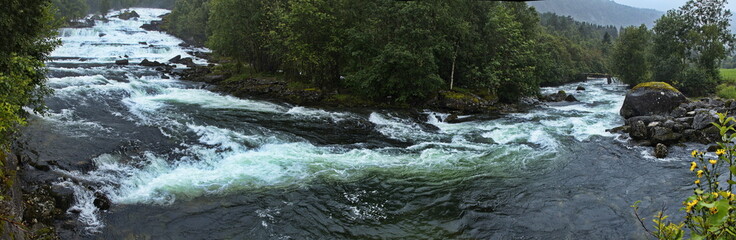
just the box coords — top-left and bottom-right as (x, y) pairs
(609, 0), (735, 96)
(164, 0), (613, 103)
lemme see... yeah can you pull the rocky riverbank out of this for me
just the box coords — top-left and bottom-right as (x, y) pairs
(611, 82), (732, 158)
(0, 145), (63, 240)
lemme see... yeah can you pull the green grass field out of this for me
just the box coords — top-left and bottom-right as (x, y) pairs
(717, 69), (736, 99)
(722, 68), (736, 84)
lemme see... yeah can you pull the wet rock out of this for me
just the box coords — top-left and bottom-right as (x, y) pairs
(93, 192), (111, 211)
(140, 20), (163, 31)
(655, 143), (668, 158)
(620, 82), (688, 119)
(630, 120), (648, 140)
(565, 94), (578, 102)
(201, 75), (226, 84)
(67, 19), (95, 28)
(693, 110), (718, 130)
(519, 97), (540, 106)
(114, 10), (140, 20)
(49, 185), (75, 212)
(138, 41), (147, 45)
(607, 125), (630, 133)
(24, 187), (62, 225)
(168, 55), (182, 63)
(115, 59), (129, 65)
(544, 90), (568, 102)
(139, 59), (166, 67)
(650, 126), (682, 145)
(98, 33), (106, 37)
(178, 57), (196, 67)
(576, 86), (586, 91)
(444, 114), (459, 123)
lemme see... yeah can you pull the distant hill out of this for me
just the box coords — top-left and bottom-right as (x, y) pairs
(528, 0), (663, 27)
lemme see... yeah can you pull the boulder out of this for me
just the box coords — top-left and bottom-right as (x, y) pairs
(168, 55), (182, 63)
(620, 82), (688, 119)
(50, 185), (75, 211)
(93, 192), (111, 210)
(576, 86), (586, 91)
(630, 120), (648, 140)
(655, 143), (668, 158)
(114, 59), (129, 65)
(650, 126), (682, 145)
(140, 20), (163, 31)
(139, 59), (166, 67)
(565, 94), (578, 102)
(544, 90), (568, 102)
(692, 110), (718, 130)
(114, 10), (140, 20)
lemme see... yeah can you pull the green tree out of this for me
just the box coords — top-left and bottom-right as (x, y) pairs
(651, 0), (735, 96)
(0, 0), (59, 141)
(207, 0), (282, 72)
(52, 0), (89, 21)
(164, 0), (209, 45)
(610, 25), (652, 85)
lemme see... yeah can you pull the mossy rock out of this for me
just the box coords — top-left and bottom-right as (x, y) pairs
(621, 82), (688, 119)
(631, 82), (681, 93)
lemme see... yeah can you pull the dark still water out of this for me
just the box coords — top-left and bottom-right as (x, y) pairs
(21, 8), (695, 239)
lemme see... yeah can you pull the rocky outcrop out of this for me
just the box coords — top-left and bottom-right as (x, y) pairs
(613, 82), (733, 147)
(114, 59), (129, 65)
(140, 20), (163, 31)
(433, 91), (496, 113)
(620, 82), (688, 119)
(139, 59), (167, 67)
(543, 90), (578, 102)
(113, 10), (140, 20)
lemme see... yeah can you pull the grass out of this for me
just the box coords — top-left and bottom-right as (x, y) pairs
(717, 69), (736, 99)
(721, 69), (736, 84)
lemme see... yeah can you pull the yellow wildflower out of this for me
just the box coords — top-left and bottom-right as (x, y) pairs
(711, 207), (718, 214)
(721, 191), (732, 198)
(690, 162), (697, 171)
(685, 199), (699, 212)
(714, 192), (720, 198)
(717, 149), (726, 155)
(692, 150), (699, 157)
(695, 179), (701, 184)
(698, 170), (704, 178)
(710, 159), (718, 165)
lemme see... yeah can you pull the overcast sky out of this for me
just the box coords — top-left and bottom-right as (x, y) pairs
(614, 0), (736, 12)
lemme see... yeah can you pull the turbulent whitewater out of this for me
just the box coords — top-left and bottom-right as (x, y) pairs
(22, 8), (696, 239)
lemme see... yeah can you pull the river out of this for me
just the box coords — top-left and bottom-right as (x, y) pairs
(20, 8), (697, 239)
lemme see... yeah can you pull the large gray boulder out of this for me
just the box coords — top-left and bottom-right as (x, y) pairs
(620, 82), (688, 119)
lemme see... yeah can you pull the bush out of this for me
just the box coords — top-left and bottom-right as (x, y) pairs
(635, 113), (736, 239)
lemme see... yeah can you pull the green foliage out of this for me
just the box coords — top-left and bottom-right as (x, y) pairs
(649, 0), (735, 96)
(0, 0), (59, 142)
(51, 0), (89, 21)
(163, 0), (209, 45)
(179, 0), (613, 103)
(610, 25), (652, 85)
(721, 69), (736, 84)
(207, 0), (281, 72)
(716, 84), (736, 99)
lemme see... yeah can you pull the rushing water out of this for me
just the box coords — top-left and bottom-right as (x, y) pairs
(21, 8), (699, 239)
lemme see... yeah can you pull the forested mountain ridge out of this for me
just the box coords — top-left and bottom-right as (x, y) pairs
(529, 0), (663, 27)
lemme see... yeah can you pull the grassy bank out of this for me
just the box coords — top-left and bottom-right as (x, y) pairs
(716, 69), (736, 99)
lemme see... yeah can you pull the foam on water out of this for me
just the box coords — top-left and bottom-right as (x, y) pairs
(42, 8), (632, 233)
